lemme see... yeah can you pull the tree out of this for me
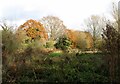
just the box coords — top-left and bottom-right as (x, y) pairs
(84, 15), (106, 50)
(18, 19), (48, 42)
(76, 38), (86, 50)
(65, 29), (77, 48)
(0, 20), (14, 31)
(101, 2), (120, 82)
(54, 36), (72, 51)
(111, 2), (118, 23)
(1, 22), (24, 65)
(109, 2), (119, 31)
(40, 16), (66, 41)
(65, 29), (93, 49)
(102, 24), (120, 82)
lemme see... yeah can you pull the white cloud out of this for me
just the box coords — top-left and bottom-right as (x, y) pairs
(0, 0), (119, 30)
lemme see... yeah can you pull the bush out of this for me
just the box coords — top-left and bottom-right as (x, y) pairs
(95, 38), (104, 50)
(54, 36), (72, 51)
(2, 50), (110, 82)
(2, 30), (19, 53)
(45, 40), (55, 48)
(2, 25), (26, 66)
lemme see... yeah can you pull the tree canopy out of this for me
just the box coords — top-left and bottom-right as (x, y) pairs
(40, 16), (66, 41)
(18, 19), (48, 41)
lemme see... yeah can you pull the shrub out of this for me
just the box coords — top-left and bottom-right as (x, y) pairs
(45, 40), (55, 48)
(54, 36), (72, 51)
(95, 38), (104, 50)
(1, 25), (26, 65)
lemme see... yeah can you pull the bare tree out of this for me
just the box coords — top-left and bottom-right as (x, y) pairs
(110, 2), (119, 31)
(84, 15), (106, 50)
(40, 16), (66, 41)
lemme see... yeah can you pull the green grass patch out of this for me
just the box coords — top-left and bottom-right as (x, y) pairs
(49, 52), (63, 57)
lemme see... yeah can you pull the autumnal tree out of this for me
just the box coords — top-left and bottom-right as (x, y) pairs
(84, 32), (93, 49)
(40, 16), (66, 41)
(65, 29), (93, 49)
(18, 19), (48, 42)
(65, 29), (77, 48)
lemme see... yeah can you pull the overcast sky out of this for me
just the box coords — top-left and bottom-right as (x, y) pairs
(0, 0), (119, 30)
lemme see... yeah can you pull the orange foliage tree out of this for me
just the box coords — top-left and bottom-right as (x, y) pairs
(65, 29), (93, 49)
(65, 29), (77, 48)
(18, 19), (48, 41)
